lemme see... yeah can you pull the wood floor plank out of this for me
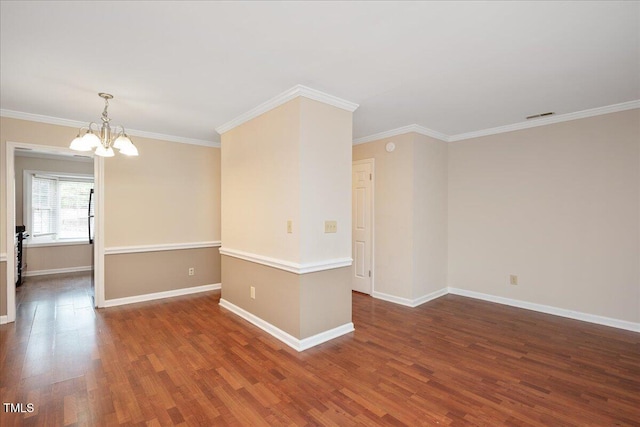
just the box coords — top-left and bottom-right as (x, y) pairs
(1, 272), (639, 426)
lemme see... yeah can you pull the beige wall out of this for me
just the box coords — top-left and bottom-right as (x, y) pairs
(105, 247), (221, 300)
(352, 132), (448, 301)
(299, 266), (352, 338)
(104, 136), (220, 247)
(1, 116), (221, 316)
(299, 98), (353, 263)
(222, 97), (352, 263)
(221, 98), (301, 262)
(413, 134), (448, 298)
(221, 255), (301, 337)
(24, 244), (91, 274)
(448, 109), (640, 323)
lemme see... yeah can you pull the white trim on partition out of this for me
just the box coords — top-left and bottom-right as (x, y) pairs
(219, 298), (354, 352)
(298, 323), (356, 351)
(295, 85), (359, 112)
(372, 287), (448, 308)
(353, 124), (449, 145)
(447, 288), (640, 333)
(0, 253), (6, 262)
(0, 109), (219, 148)
(104, 241), (222, 255)
(219, 247), (352, 274)
(215, 84), (359, 135)
(103, 283), (221, 308)
(24, 266), (91, 277)
(0, 315), (7, 325)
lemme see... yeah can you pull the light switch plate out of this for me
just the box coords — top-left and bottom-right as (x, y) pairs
(324, 220), (337, 233)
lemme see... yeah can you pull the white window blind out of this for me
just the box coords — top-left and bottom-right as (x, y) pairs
(32, 175), (58, 237)
(58, 180), (93, 239)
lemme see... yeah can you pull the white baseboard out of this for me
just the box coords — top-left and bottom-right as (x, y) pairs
(370, 286), (639, 333)
(24, 266), (92, 277)
(372, 287), (448, 308)
(448, 288), (640, 333)
(219, 298), (354, 352)
(103, 283), (221, 308)
(0, 315), (8, 325)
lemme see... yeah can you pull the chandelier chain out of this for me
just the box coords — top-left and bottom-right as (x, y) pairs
(102, 97), (110, 123)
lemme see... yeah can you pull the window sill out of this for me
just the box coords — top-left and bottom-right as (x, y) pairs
(25, 240), (90, 248)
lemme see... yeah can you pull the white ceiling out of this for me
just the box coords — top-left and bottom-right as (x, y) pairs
(1, 1), (638, 145)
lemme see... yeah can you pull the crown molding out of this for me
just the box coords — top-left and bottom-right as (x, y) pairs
(215, 84), (359, 135)
(126, 128), (219, 148)
(353, 100), (640, 145)
(352, 124), (449, 145)
(0, 109), (220, 148)
(448, 100), (640, 142)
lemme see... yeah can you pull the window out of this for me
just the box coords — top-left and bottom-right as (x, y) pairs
(24, 171), (94, 244)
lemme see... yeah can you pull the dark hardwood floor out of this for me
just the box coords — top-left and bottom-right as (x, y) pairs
(1, 273), (639, 426)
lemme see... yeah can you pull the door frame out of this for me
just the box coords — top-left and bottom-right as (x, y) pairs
(352, 158), (375, 295)
(4, 141), (105, 323)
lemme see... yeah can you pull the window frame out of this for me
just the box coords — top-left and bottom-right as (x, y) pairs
(23, 169), (94, 247)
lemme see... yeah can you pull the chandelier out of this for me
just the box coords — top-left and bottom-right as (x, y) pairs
(69, 93), (138, 157)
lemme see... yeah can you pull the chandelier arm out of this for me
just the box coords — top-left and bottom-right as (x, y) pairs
(112, 124), (125, 136)
(75, 125), (89, 137)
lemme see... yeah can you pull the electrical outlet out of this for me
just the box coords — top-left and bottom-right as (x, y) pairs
(188, 267), (195, 276)
(250, 286), (255, 299)
(287, 220), (293, 234)
(324, 220), (337, 233)
(509, 274), (518, 286)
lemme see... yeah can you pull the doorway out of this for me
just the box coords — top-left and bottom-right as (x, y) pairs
(352, 159), (374, 294)
(4, 142), (104, 323)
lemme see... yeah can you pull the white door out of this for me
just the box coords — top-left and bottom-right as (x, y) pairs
(352, 160), (373, 294)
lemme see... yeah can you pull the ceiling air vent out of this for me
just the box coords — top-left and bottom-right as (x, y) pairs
(526, 112), (555, 120)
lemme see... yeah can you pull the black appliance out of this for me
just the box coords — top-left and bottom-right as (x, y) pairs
(88, 188), (94, 244)
(88, 188), (95, 299)
(15, 225), (28, 287)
